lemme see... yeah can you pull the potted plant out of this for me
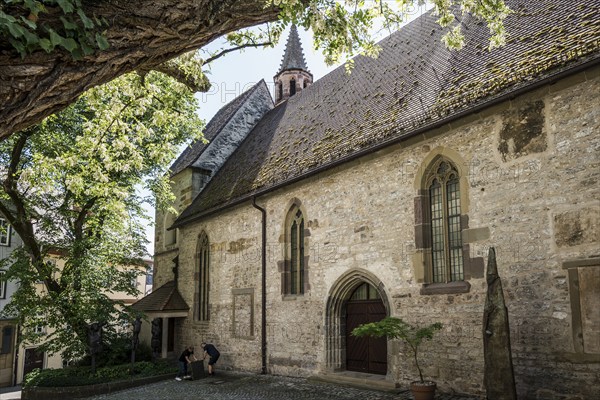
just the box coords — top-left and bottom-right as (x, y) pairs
(352, 317), (443, 400)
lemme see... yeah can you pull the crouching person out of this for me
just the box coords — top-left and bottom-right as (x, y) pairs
(201, 342), (220, 376)
(175, 345), (197, 381)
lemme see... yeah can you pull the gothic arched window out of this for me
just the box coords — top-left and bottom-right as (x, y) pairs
(286, 205), (305, 295)
(290, 79), (296, 96)
(426, 159), (464, 282)
(196, 231), (210, 321)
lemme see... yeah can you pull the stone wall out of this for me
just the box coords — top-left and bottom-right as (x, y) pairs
(171, 67), (600, 398)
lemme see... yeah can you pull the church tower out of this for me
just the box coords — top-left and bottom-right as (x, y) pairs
(274, 25), (313, 104)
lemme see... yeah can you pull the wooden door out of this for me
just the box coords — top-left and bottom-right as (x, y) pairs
(23, 347), (44, 377)
(345, 283), (387, 374)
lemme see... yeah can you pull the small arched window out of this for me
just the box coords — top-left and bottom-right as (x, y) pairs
(278, 82), (283, 102)
(290, 79), (296, 96)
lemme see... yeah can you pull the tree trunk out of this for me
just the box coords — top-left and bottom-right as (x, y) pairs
(0, 0), (279, 139)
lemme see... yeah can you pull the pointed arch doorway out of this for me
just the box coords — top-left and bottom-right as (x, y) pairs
(325, 269), (390, 376)
(345, 282), (387, 374)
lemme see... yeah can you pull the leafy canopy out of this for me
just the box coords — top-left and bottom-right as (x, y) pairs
(0, 70), (203, 358)
(1, 1), (511, 62)
(352, 317), (443, 383)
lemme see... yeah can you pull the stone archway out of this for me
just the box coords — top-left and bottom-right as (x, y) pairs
(324, 269), (390, 372)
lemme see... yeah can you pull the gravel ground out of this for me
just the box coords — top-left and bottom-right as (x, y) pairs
(84, 372), (481, 400)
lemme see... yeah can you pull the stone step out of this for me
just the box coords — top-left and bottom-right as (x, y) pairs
(308, 371), (399, 392)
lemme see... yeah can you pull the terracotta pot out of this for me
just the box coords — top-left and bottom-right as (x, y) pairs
(410, 381), (436, 400)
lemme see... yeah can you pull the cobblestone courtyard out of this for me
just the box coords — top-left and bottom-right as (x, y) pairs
(84, 372), (481, 400)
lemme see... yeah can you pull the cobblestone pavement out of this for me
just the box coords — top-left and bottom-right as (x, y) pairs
(84, 372), (481, 400)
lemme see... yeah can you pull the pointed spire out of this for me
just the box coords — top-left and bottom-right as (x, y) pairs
(278, 25), (309, 73)
(274, 25), (312, 104)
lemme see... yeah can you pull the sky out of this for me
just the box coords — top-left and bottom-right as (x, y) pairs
(144, 4), (435, 256)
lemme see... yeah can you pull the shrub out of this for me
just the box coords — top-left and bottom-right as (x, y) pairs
(23, 360), (177, 388)
(73, 332), (154, 368)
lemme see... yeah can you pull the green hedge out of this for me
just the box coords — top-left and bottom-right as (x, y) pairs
(23, 361), (177, 388)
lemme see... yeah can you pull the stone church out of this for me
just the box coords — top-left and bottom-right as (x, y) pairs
(134, 0), (600, 397)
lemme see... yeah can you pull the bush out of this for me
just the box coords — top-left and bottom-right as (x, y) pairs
(72, 332), (154, 368)
(23, 360), (177, 388)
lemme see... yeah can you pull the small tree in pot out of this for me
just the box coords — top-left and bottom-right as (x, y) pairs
(352, 317), (443, 400)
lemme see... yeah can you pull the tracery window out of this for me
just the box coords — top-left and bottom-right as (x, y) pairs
(196, 232), (210, 321)
(426, 159), (464, 282)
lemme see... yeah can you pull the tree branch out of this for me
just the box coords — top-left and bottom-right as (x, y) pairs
(0, 0), (282, 139)
(204, 41), (273, 65)
(142, 63), (211, 92)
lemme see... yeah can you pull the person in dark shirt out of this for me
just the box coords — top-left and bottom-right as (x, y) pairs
(175, 345), (197, 381)
(201, 342), (220, 376)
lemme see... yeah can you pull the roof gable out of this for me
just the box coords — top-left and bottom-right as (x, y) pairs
(169, 80), (273, 177)
(131, 280), (189, 312)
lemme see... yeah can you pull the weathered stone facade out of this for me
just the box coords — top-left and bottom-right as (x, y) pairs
(157, 69), (600, 398)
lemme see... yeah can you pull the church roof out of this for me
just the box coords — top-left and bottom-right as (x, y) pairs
(174, 0), (600, 227)
(169, 80), (268, 177)
(277, 25), (309, 73)
(131, 280), (189, 313)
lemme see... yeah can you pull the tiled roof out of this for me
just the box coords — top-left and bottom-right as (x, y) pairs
(169, 80), (268, 176)
(277, 25), (309, 73)
(175, 0), (600, 226)
(131, 281), (189, 312)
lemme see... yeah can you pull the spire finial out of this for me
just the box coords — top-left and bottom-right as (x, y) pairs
(278, 24), (309, 73)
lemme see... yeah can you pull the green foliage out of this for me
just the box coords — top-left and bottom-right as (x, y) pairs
(23, 360), (177, 388)
(1, 1), (511, 63)
(273, 0), (512, 68)
(0, 0), (108, 58)
(352, 317), (443, 383)
(74, 331), (153, 368)
(0, 69), (203, 358)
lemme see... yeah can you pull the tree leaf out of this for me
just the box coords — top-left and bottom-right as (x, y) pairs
(77, 9), (95, 29)
(60, 37), (79, 53)
(38, 38), (54, 52)
(49, 29), (64, 46)
(95, 33), (109, 50)
(56, 0), (75, 14)
(60, 16), (78, 31)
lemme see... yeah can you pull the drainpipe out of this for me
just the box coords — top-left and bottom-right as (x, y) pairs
(252, 197), (267, 375)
